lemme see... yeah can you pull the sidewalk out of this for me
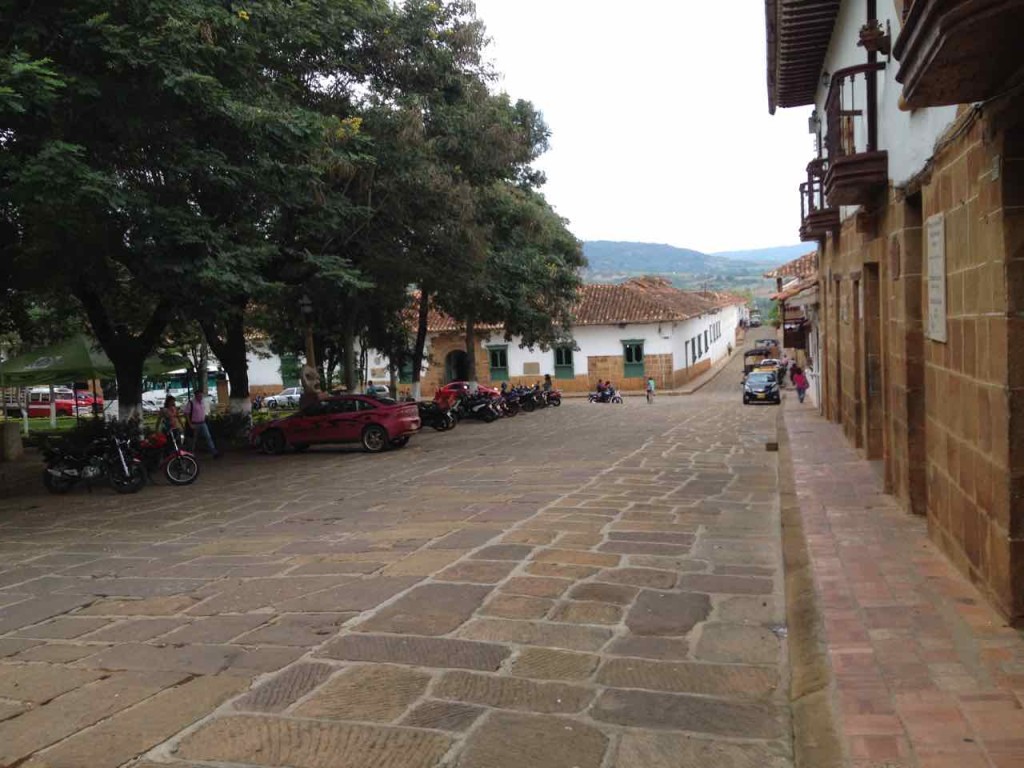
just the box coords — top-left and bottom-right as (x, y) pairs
(784, 401), (1024, 768)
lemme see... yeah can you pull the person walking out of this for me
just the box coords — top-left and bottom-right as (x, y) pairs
(184, 391), (219, 457)
(646, 376), (656, 404)
(792, 367), (809, 404)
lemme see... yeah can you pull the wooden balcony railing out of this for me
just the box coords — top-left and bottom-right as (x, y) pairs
(800, 160), (839, 241)
(824, 62), (889, 207)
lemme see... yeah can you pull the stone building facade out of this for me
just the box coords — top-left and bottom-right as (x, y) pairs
(766, 0), (1024, 621)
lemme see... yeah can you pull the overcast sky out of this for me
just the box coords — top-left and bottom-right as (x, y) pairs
(471, 0), (814, 253)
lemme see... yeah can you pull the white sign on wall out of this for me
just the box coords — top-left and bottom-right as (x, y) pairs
(926, 214), (947, 343)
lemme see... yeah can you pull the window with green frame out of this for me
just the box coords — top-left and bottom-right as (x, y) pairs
(622, 340), (644, 378)
(488, 346), (509, 381)
(554, 346), (575, 379)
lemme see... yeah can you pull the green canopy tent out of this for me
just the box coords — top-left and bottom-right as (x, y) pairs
(0, 335), (186, 430)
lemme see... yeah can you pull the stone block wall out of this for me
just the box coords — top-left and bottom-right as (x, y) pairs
(882, 192), (928, 517)
(1006, 126), (1024, 621)
(919, 118), (1019, 619)
(817, 111), (1024, 622)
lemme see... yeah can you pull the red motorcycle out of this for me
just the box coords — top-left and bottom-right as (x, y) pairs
(138, 429), (200, 486)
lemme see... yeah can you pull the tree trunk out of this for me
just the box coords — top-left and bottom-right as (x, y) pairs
(75, 285), (172, 421)
(200, 307), (251, 415)
(388, 358), (398, 397)
(112, 354), (146, 421)
(411, 287), (430, 401)
(465, 317), (477, 386)
(342, 305), (357, 392)
(198, 338), (209, 394)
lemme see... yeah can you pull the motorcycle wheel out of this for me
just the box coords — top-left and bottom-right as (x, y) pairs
(612, 396), (623, 404)
(42, 467), (74, 494)
(549, 397), (561, 407)
(165, 455), (200, 486)
(522, 400), (535, 413)
(111, 464), (146, 494)
(441, 414), (457, 431)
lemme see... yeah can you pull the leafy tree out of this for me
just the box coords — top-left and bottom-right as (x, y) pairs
(1, 1), (364, 416)
(438, 182), (584, 377)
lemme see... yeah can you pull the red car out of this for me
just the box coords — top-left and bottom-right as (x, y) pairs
(250, 395), (420, 454)
(433, 381), (500, 409)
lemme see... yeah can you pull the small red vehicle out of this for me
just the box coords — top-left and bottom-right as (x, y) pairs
(250, 395), (421, 454)
(433, 381), (500, 409)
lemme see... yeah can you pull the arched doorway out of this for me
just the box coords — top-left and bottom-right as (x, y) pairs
(445, 350), (469, 383)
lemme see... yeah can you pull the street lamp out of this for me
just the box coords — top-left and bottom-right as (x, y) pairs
(298, 294), (317, 371)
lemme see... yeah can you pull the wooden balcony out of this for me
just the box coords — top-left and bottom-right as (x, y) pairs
(800, 161), (839, 241)
(894, 0), (1024, 109)
(824, 63), (889, 207)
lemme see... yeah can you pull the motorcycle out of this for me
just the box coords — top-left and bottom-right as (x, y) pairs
(42, 423), (146, 494)
(458, 392), (500, 422)
(531, 384), (549, 409)
(588, 387), (623, 404)
(544, 388), (562, 407)
(138, 428), (200, 485)
(417, 401), (457, 431)
(496, 392), (520, 417)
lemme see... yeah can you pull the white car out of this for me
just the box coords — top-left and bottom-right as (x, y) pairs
(141, 388), (217, 413)
(264, 387), (302, 409)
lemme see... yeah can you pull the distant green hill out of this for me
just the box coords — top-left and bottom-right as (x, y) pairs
(582, 241), (729, 274)
(710, 245), (811, 263)
(581, 240), (807, 296)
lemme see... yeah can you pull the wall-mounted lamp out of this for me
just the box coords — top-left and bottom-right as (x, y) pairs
(808, 109), (821, 135)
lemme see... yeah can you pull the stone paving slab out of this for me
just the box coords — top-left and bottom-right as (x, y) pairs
(0, 352), (791, 768)
(174, 716), (453, 768)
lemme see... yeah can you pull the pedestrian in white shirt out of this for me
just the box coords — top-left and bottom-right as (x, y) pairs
(184, 391), (219, 458)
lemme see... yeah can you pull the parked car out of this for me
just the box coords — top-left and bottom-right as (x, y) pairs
(743, 371), (781, 405)
(265, 387), (302, 409)
(250, 395), (420, 454)
(141, 388), (217, 412)
(433, 381), (499, 409)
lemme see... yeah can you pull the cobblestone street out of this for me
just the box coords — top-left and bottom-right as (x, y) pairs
(0, 356), (789, 768)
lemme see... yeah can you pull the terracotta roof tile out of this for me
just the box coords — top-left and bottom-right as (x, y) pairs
(764, 251), (817, 280)
(771, 276), (818, 301)
(424, 278), (743, 333)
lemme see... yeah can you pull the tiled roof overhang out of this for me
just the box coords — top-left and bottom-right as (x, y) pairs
(766, 0), (842, 113)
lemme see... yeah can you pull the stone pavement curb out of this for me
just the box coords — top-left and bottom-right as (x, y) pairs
(777, 404), (845, 768)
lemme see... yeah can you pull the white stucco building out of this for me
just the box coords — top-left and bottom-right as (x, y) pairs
(382, 278), (747, 396)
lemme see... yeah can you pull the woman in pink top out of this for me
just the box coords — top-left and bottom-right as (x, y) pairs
(792, 367), (809, 404)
